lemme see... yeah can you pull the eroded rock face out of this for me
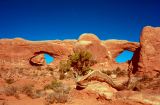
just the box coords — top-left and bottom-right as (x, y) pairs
(30, 54), (46, 66)
(0, 33), (139, 71)
(74, 33), (139, 63)
(78, 33), (101, 43)
(135, 26), (160, 77)
(103, 40), (139, 62)
(74, 33), (108, 62)
(0, 38), (71, 69)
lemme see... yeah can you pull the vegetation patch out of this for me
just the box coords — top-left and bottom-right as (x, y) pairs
(44, 80), (70, 104)
(59, 51), (97, 79)
(102, 67), (127, 78)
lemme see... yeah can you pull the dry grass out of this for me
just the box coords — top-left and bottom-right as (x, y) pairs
(20, 84), (41, 99)
(45, 92), (68, 105)
(102, 67), (127, 77)
(44, 80), (70, 104)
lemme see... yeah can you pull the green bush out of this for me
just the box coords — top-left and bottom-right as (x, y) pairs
(69, 51), (96, 76)
(59, 51), (96, 79)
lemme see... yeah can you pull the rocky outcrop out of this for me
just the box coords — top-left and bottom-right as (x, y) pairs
(78, 33), (101, 43)
(0, 38), (71, 69)
(30, 54), (46, 66)
(103, 40), (139, 62)
(135, 26), (160, 77)
(0, 32), (140, 73)
(74, 33), (139, 63)
(74, 33), (108, 62)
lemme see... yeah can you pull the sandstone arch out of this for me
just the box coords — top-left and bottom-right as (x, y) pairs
(103, 40), (139, 62)
(29, 51), (55, 66)
(0, 38), (70, 69)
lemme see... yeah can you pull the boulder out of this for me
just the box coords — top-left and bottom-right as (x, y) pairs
(30, 54), (46, 66)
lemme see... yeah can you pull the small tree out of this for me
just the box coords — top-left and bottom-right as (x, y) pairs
(69, 51), (96, 76)
(59, 51), (96, 79)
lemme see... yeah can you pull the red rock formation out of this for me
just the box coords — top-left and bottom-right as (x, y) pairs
(136, 26), (160, 77)
(30, 54), (46, 66)
(103, 40), (139, 62)
(74, 33), (139, 63)
(78, 33), (101, 43)
(0, 33), (139, 71)
(0, 38), (70, 69)
(73, 33), (140, 71)
(74, 33), (108, 62)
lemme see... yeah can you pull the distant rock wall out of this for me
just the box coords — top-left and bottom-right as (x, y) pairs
(0, 33), (139, 72)
(0, 38), (71, 69)
(1, 26), (160, 78)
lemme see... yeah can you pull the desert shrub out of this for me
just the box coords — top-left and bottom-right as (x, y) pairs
(45, 93), (56, 105)
(21, 84), (38, 98)
(45, 92), (68, 104)
(44, 80), (70, 104)
(110, 67), (127, 77)
(65, 70), (74, 79)
(44, 80), (70, 93)
(59, 51), (96, 79)
(59, 60), (71, 80)
(4, 85), (18, 96)
(4, 84), (40, 99)
(102, 70), (112, 75)
(44, 80), (63, 90)
(101, 67), (127, 77)
(68, 51), (95, 76)
(115, 67), (127, 77)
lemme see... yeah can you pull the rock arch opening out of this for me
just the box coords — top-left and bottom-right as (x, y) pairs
(115, 50), (133, 63)
(44, 53), (54, 64)
(30, 51), (55, 66)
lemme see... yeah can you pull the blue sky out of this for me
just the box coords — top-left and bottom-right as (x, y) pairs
(44, 54), (54, 64)
(115, 51), (133, 63)
(0, 0), (160, 62)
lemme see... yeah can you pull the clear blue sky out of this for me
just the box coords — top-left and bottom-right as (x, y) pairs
(44, 54), (54, 64)
(0, 0), (160, 62)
